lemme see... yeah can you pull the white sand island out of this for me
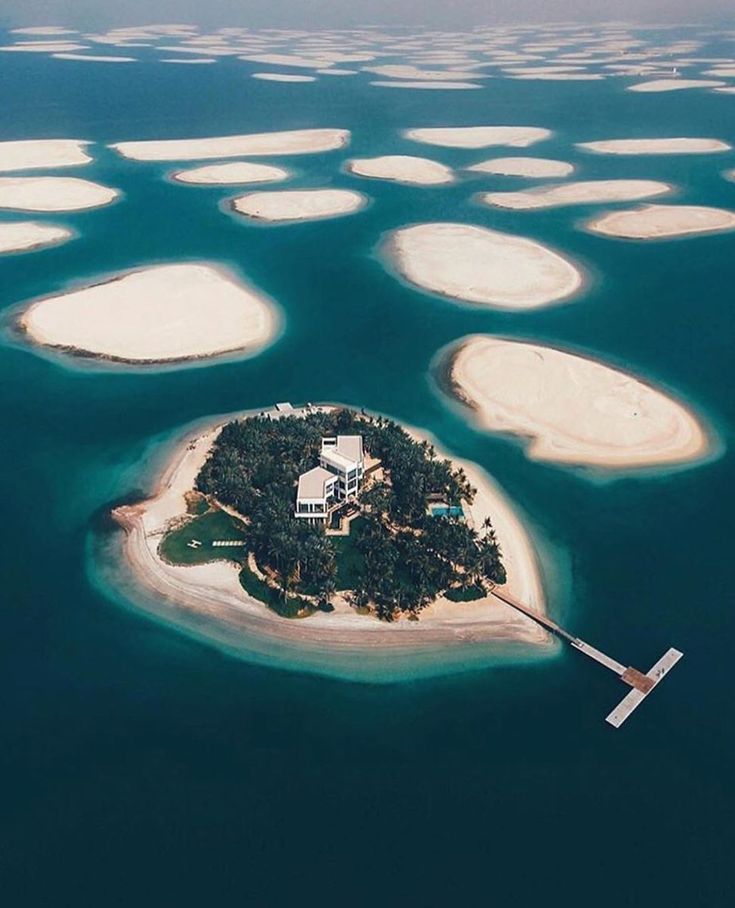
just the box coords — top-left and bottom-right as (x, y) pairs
(252, 72), (316, 82)
(578, 137), (731, 155)
(443, 336), (708, 469)
(110, 406), (550, 681)
(172, 161), (290, 185)
(371, 80), (480, 90)
(52, 52), (135, 62)
(19, 263), (278, 364)
(0, 221), (73, 255)
(585, 205), (735, 239)
(0, 176), (119, 212)
(0, 139), (92, 173)
(385, 223), (582, 310)
(467, 157), (574, 178)
(480, 179), (671, 211)
(404, 126), (552, 148)
(627, 78), (726, 92)
(346, 155), (454, 185)
(110, 129), (350, 161)
(231, 188), (367, 223)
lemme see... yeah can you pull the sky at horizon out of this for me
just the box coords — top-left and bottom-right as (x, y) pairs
(1, 0), (734, 32)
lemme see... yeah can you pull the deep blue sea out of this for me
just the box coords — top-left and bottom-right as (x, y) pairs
(1, 30), (734, 906)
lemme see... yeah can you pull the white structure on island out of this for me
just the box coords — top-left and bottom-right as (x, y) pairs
(295, 435), (364, 523)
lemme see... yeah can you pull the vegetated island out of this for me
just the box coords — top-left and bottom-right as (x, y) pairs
(111, 405), (548, 670)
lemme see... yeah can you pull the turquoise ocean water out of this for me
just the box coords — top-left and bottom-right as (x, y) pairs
(1, 34), (734, 905)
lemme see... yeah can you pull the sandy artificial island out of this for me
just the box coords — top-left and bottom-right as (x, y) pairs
(0, 176), (119, 212)
(110, 406), (550, 680)
(467, 157), (574, 178)
(0, 139), (92, 172)
(172, 161), (290, 185)
(231, 188), (367, 222)
(443, 336), (709, 469)
(385, 223), (582, 310)
(627, 79), (726, 92)
(481, 179), (671, 210)
(585, 204), (735, 239)
(110, 129), (350, 161)
(0, 221), (73, 254)
(346, 155), (454, 185)
(577, 137), (731, 155)
(19, 263), (277, 364)
(404, 126), (552, 148)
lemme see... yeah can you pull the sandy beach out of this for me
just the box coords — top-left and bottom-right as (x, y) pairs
(19, 263), (278, 364)
(111, 129), (350, 161)
(481, 179), (671, 210)
(404, 126), (552, 148)
(0, 221), (73, 254)
(586, 204), (735, 239)
(444, 336), (709, 469)
(172, 161), (290, 185)
(110, 408), (551, 676)
(347, 155), (454, 184)
(0, 176), (119, 212)
(467, 157), (574, 178)
(0, 139), (92, 172)
(385, 222), (582, 310)
(578, 137), (731, 155)
(231, 188), (367, 222)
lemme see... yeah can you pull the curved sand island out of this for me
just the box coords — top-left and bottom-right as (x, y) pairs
(346, 155), (454, 185)
(481, 179), (671, 211)
(371, 80), (480, 90)
(231, 188), (367, 223)
(252, 72), (316, 82)
(627, 79), (726, 92)
(577, 137), (731, 155)
(0, 176), (118, 212)
(442, 336), (708, 469)
(0, 138), (92, 172)
(19, 263), (278, 364)
(404, 126), (552, 149)
(0, 221), (73, 254)
(586, 205), (735, 240)
(109, 406), (550, 681)
(171, 161), (290, 185)
(110, 129), (350, 161)
(467, 157), (574, 178)
(385, 223), (582, 310)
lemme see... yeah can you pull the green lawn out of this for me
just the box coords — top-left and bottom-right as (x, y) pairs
(332, 517), (367, 591)
(159, 509), (247, 566)
(444, 584), (487, 602)
(239, 564), (313, 619)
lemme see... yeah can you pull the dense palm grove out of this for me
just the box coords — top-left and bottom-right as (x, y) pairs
(196, 409), (506, 620)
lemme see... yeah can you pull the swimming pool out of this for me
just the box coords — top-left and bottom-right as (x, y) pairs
(430, 505), (464, 518)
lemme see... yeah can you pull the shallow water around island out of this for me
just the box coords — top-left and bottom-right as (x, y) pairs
(1, 33), (734, 904)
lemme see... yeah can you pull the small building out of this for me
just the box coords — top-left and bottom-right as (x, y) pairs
(295, 435), (365, 523)
(294, 467), (339, 523)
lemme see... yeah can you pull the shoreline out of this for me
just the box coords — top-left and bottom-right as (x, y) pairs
(105, 406), (555, 681)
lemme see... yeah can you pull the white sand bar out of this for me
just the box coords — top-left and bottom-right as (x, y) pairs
(252, 73), (316, 82)
(586, 204), (735, 239)
(386, 223), (581, 310)
(172, 161), (290, 185)
(371, 80), (480, 90)
(404, 126), (552, 149)
(347, 155), (454, 185)
(0, 177), (118, 212)
(111, 129), (350, 162)
(447, 337), (708, 468)
(481, 179), (671, 211)
(0, 221), (72, 254)
(468, 157), (574, 178)
(578, 137), (731, 155)
(231, 188), (366, 223)
(0, 139), (92, 173)
(20, 263), (277, 364)
(52, 53), (135, 62)
(628, 79), (726, 92)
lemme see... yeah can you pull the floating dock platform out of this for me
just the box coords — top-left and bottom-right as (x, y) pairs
(490, 588), (683, 728)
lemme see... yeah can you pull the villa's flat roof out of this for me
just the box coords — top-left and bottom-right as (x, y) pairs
(321, 448), (356, 472)
(297, 466), (337, 500)
(335, 435), (363, 463)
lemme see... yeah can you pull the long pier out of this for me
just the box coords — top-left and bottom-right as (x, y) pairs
(490, 588), (682, 728)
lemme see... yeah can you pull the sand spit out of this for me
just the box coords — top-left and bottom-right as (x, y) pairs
(0, 221), (73, 254)
(52, 53), (135, 62)
(585, 204), (735, 239)
(578, 137), (731, 155)
(347, 155), (454, 185)
(0, 42), (88, 53)
(0, 176), (119, 212)
(110, 409), (549, 681)
(371, 80), (480, 90)
(160, 57), (216, 64)
(386, 223), (582, 310)
(172, 161), (290, 185)
(231, 188), (366, 223)
(19, 263), (277, 364)
(444, 337), (708, 469)
(0, 139), (92, 173)
(111, 129), (350, 162)
(628, 78), (726, 92)
(481, 179), (671, 211)
(11, 26), (77, 36)
(252, 73), (316, 82)
(405, 126), (552, 148)
(467, 157), (574, 178)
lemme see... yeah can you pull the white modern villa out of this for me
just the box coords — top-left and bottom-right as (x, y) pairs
(295, 435), (365, 523)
